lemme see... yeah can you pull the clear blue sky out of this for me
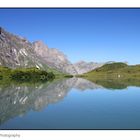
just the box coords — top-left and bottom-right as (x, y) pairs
(0, 8), (140, 64)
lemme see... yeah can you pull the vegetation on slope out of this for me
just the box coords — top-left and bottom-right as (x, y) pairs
(82, 62), (140, 79)
(78, 62), (140, 89)
(0, 65), (73, 87)
(0, 66), (55, 82)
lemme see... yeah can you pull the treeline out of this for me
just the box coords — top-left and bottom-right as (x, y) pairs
(0, 66), (55, 82)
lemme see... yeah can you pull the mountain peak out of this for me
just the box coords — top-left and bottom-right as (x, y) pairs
(0, 27), (3, 34)
(0, 27), (104, 75)
(75, 60), (87, 64)
(0, 27), (8, 36)
(32, 41), (78, 75)
(0, 26), (5, 33)
(0, 26), (47, 69)
(33, 40), (47, 47)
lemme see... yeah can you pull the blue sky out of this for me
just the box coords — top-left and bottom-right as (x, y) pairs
(0, 8), (140, 64)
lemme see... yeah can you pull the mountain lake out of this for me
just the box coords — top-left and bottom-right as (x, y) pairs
(0, 77), (140, 129)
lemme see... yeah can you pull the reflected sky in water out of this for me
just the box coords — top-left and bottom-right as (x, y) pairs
(0, 78), (140, 129)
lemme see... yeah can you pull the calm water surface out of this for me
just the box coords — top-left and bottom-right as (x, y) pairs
(0, 78), (140, 129)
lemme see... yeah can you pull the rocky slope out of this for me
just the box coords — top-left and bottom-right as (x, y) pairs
(0, 27), (104, 75)
(0, 27), (48, 70)
(32, 42), (105, 75)
(73, 61), (104, 74)
(32, 41), (78, 75)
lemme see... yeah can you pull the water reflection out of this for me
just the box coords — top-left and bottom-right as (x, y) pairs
(88, 78), (140, 89)
(0, 78), (102, 125)
(0, 77), (140, 126)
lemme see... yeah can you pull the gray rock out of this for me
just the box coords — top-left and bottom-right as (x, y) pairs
(32, 41), (78, 75)
(0, 27), (48, 70)
(32, 41), (105, 75)
(73, 61), (104, 74)
(0, 27), (105, 75)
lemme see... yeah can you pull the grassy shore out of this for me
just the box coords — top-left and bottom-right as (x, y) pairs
(0, 66), (55, 82)
(77, 62), (140, 89)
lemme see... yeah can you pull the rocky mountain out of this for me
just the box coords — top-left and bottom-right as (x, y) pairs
(0, 27), (49, 70)
(32, 41), (77, 75)
(32, 41), (105, 75)
(0, 27), (104, 75)
(73, 61), (104, 74)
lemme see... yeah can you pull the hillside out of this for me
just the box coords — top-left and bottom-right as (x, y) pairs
(73, 61), (104, 74)
(77, 62), (140, 89)
(1, 27), (140, 77)
(0, 66), (55, 82)
(81, 62), (140, 80)
(33, 41), (77, 75)
(0, 27), (105, 75)
(0, 27), (76, 76)
(0, 27), (47, 70)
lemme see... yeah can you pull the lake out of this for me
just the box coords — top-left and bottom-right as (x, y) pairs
(0, 77), (140, 129)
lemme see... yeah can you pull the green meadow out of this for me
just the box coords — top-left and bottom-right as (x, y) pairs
(78, 62), (140, 89)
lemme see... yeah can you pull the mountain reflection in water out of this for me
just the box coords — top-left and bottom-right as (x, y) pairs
(0, 78), (102, 125)
(0, 77), (140, 127)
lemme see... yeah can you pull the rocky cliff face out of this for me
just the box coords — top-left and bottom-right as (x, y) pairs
(0, 27), (104, 74)
(32, 41), (105, 75)
(32, 41), (78, 75)
(0, 27), (48, 70)
(0, 27), (77, 74)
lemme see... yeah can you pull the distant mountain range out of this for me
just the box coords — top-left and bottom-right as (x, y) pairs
(0, 27), (111, 75)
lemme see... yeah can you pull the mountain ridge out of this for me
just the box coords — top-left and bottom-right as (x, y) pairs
(0, 27), (108, 75)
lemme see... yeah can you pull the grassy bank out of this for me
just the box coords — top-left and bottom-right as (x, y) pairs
(0, 66), (55, 82)
(81, 62), (140, 79)
(78, 62), (140, 89)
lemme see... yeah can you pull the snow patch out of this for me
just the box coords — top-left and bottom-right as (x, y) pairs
(37, 63), (43, 68)
(36, 64), (40, 69)
(19, 48), (27, 56)
(13, 49), (17, 55)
